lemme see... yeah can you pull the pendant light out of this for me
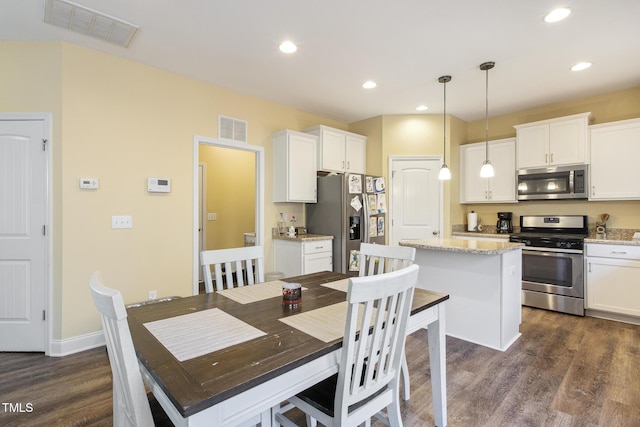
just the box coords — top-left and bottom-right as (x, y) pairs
(479, 61), (495, 178)
(438, 75), (452, 180)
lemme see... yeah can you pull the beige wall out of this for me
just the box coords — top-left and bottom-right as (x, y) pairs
(199, 145), (255, 249)
(1, 41), (345, 340)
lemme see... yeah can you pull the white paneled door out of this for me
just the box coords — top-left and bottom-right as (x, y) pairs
(389, 158), (442, 246)
(0, 117), (49, 351)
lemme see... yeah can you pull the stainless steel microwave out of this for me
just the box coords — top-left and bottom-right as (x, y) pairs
(517, 165), (588, 200)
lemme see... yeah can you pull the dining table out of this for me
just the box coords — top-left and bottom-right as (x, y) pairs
(127, 271), (449, 427)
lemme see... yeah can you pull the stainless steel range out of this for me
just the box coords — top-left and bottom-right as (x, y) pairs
(509, 215), (588, 316)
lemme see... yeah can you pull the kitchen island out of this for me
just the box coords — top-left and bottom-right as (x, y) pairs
(400, 238), (524, 351)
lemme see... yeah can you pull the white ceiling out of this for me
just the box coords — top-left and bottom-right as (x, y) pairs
(3, 0), (640, 123)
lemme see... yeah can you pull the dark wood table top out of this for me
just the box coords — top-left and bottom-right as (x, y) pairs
(127, 271), (448, 417)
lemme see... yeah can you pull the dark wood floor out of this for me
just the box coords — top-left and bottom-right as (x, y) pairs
(1, 307), (639, 426)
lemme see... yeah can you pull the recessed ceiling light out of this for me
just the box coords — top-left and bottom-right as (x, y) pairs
(279, 41), (297, 53)
(544, 7), (571, 23)
(362, 81), (377, 89)
(416, 105), (428, 111)
(571, 62), (592, 71)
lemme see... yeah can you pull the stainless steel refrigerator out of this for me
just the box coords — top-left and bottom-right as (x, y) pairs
(305, 173), (387, 276)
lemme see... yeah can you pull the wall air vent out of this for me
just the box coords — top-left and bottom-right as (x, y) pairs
(218, 115), (248, 143)
(43, 0), (139, 48)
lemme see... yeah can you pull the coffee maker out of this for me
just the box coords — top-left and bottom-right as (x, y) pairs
(496, 212), (513, 234)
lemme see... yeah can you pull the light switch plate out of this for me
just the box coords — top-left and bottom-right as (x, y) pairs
(207, 213), (217, 221)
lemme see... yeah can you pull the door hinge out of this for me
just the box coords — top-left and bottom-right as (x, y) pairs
(42, 310), (46, 321)
(43, 225), (47, 236)
(42, 139), (48, 151)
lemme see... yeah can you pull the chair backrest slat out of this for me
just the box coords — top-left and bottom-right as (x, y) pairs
(358, 243), (416, 277)
(200, 245), (265, 292)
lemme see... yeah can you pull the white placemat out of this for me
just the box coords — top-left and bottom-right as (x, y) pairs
(279, 302), (378, 343)
(144, 308), (266, 361)
(321, 278), (349, 293)
(218, 280), (307, 304)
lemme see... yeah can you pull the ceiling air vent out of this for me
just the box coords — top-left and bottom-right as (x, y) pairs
(218, 115), (248, 143)
(43, 0), (139, 48)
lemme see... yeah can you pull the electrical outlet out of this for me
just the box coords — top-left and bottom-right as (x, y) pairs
(112, 215), (132, 229)
(148, 290), (157, 300)
(207, 213), (217, 221)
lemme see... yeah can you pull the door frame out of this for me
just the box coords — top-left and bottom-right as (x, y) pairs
(388, 156), (444, 246)
(192, 136), (264, 295)
(0, 112), (52, 354)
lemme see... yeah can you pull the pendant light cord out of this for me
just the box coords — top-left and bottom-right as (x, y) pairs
(484, 65), (489, 160)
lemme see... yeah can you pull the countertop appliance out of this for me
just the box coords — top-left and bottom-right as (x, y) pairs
(517, 165), (588, 201)
(306, 173), (386, 276)
(496, 212), (513, 234)
(509, 215), (588, 316)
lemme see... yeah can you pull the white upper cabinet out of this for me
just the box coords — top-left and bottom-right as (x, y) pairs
(460, 138), (517, 203)
(514, 112), (593, 169)
(273, 129), (317, 203)
(589, 118), (640, 200)
(304, 125), (366, 174)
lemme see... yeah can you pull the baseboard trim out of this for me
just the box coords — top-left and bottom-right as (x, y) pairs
(49, 331), (105, 357)
(585, 309), (640, 326)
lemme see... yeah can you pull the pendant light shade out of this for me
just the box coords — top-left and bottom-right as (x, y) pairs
(479, 61), (495, 178)
(438, 75), (452, 181)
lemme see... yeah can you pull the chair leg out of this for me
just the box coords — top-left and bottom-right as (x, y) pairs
(387, 399), (404, 427)
(401, 356), (411, 401)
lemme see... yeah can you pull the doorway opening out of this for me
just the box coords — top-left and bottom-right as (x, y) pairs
(192, 136), (264, 295)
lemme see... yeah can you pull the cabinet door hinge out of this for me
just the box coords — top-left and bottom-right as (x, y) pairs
(42, 139), (48, 151)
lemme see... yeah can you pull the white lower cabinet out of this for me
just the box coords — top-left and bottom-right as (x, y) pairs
(274, 238), (333, 279)
(586, 244), (640, 317)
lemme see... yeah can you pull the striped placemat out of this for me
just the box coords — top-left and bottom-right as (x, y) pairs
(279, 302), (377, 343)
(144, 308), (266, 361)
(218, 280), (304, 304)
(321, 278), (349, 293)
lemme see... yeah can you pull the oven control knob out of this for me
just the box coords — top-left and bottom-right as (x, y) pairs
(556, 242), (563, 248)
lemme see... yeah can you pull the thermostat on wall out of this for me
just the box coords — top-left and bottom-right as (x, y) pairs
(79, 177), (99, 189)
(148, 177), (171, 193)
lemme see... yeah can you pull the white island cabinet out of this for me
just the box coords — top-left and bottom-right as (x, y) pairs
(400, 238), (523, 351)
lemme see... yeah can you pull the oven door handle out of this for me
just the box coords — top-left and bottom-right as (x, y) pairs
(522, 247), (583, 255)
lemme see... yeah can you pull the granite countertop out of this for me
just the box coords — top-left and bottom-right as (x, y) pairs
(585, 237), (640, 246)
(400, 238), (524, 255)
(273, 233), (334, 242)
(452, 231), (510, 239)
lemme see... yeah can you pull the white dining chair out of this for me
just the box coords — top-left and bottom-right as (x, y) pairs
(359, 242), (416, 401)
(358, 242), (416, 276)
(274, 264), (419, 427)
(89, 271), (155, 427)
(200, 245), (265, 292)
